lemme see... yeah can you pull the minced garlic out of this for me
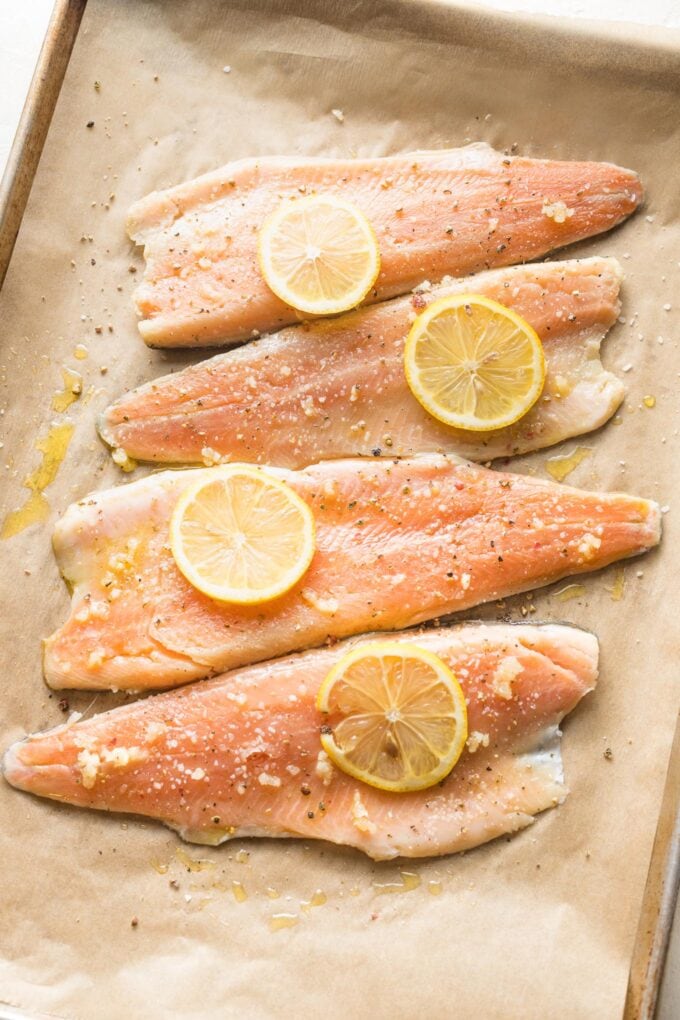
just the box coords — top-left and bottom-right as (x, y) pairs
(226, 691), (247, 706)
(301, 589), (339, 616)
(577, 533), (602, 561)
(351, 790), (377, 835)
(77, 749), (101, 789)
(491, 656), (523, 700)
(111, 447), (137, 472)
(201, 446), (227, 466)
(145, 721), (167, 743)
(466, 731), (490, 753)
(541, 200), (574, 224)
(315, 749), (335, 787)
(257, 772), (282, 788)
(101, 746), (147, 768)
(87, 648), (105, 670)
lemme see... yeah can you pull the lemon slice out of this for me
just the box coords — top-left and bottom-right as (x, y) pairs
(170, 465), (315, 604)
(258, 195), (380, 315)
(404, 294), (545, 431)
(316, 641), (468, 793)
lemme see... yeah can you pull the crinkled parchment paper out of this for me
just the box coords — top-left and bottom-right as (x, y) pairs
(0, 2), (679, 1017)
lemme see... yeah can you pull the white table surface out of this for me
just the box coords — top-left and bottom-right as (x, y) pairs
(1, 2), (678, 1017)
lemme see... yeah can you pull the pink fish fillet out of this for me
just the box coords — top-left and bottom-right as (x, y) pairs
(99, 257), (625, 467)
(6, 623), (598, 860)
(127, 145), (642, 347)
(43, 454), (659, 692)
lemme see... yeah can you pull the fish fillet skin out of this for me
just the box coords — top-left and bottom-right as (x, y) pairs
(44, 454), (659, 692)
(100, 257), (625, 468)
(127, 145), (642, 348)
(6, 623), (598, 860)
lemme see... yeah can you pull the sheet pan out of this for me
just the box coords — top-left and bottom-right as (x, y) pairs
(0, 2), (678, 1017)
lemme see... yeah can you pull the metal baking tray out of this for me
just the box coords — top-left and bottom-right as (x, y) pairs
(0, 2), (677, 1016)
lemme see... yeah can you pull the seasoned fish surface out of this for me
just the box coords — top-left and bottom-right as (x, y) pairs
(6, 624), (598, 860)
(44, 455), (659, 691)
(128, 145), (642, 347)
(101, 257), (625, 467)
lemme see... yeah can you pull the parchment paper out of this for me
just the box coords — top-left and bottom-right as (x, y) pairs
(0, 2), (679, 1017)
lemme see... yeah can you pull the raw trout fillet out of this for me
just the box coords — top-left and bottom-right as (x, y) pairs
(127, 145), (642, 347)
(44, 454), (659, 692)
(7, 623), (598, 860)
(100, 257), (625, 468)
